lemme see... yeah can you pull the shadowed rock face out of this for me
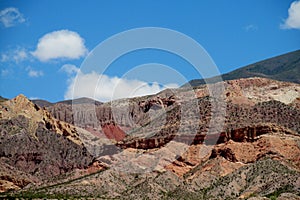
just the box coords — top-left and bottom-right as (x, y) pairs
(116, 123), (297, 149)
(0, 121), (93, 177)
(41, 95), (178, 142)
(0, 95), (95, 190)
(40, 78), (300, 150)
(116, 99), (300, 149)
(1, 77), (300, 198)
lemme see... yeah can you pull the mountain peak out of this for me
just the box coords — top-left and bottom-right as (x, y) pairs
(0, 94), (84, 146)
(1, 94), (39, 118)
(13, 94), (32, 104)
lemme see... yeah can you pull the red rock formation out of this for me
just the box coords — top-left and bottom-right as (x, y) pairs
(101, 123), (126, 141)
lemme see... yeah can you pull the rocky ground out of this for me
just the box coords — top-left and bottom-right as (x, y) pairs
(0, 77), (300, 199)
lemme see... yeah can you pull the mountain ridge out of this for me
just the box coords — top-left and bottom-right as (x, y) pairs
(2, 50), (299, 104)
(185, 49), (300, 87)
(31, 97), (102, 107)
(1, 49), (300, 199)
(1, 77), (300, 199)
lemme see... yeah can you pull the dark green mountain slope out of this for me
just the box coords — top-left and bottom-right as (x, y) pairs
(186, 49), (300, 87)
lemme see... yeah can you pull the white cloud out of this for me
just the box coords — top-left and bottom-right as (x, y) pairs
(0, 7), (25, 28)
(26, 67), (43, 78)
(13, 49), (27, 63)
(281, 0), (300, 29)
(64, 71), (179, 102)
(244, 24), (258, 32)
(1, 48), (28, 63)
(28, 70), (43, 77)
(29, 97), (41, 100)
(31, 30), (88, 62)
(60, 64), (80, 76)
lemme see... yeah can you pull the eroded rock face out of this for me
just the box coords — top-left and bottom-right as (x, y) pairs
(163, 124), (300, 177)
(0, 123), (93, 177)
(1, 77), (300, 197)
(36, 78), (300, 150)
(138, 95), (176, 112)
(101, 123), (126, 141)
(40, 95), (179, 145)
(0, 95), (95, 191)
(21, 136), (300, 199)
(117, 99), (300, 149)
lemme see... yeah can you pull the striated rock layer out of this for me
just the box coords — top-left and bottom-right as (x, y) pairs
(0, 95), (97, 191)
(0, 77), (300, 199)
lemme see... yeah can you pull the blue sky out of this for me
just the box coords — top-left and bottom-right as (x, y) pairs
(0, 0), (300, 102)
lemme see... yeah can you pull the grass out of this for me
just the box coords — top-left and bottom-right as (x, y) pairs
(265, 185), (295, 199)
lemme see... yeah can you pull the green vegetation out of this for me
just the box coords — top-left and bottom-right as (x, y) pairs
(185, 49), (300, 87)
(265, 185), (295, 199)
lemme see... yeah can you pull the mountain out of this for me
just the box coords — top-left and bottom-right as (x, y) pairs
(186, 49), (300, 87)
(32, 97), (102, 107)
(30, 99), (53, 107)
(0, 95), (109, 192)
(0, 96), (8, 103)
(1, 77), (299, 199)
(1, 49), (300, 198)
(56, 97), (103, 105)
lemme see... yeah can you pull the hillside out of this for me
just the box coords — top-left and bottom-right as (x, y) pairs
(1, 77), (300, 199)
(32, 97), (102, 107)
(186, 49), (300, 87)
(0, 96), (8, 103)
(0, 95), (108, 192)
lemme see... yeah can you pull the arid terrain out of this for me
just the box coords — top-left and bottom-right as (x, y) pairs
(0, 0), (299, 199)
(0, 75), (299, 199)
(0, 51), (300, 199)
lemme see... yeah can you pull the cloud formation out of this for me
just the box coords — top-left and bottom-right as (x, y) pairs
(64, 71), (178, 102)
(281, 0), (300, 29)
(1, 48), (28, 63)
(60, 64), (80, 76)
(26, 67), (44, 78)
(244, 24), (258, 32)
(0, 7), (25, 28)
(13, 49), (27, 63)
(31, 30), (88, 61)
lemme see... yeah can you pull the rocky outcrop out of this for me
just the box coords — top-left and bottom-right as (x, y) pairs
(0, 95), (95, 191)
(0, 162), (35, 193)
(117, 98), (300, 149)
(111, 79), (299, 151)
(117, 123), (297, 150)
(32, 78), (300, 148)
(42, 95), (178, 143)
(0, 122), (93, 177)
(1, 77), (300, 198)
(101, 123), (126, 141)
(138, 95), (176, 112)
